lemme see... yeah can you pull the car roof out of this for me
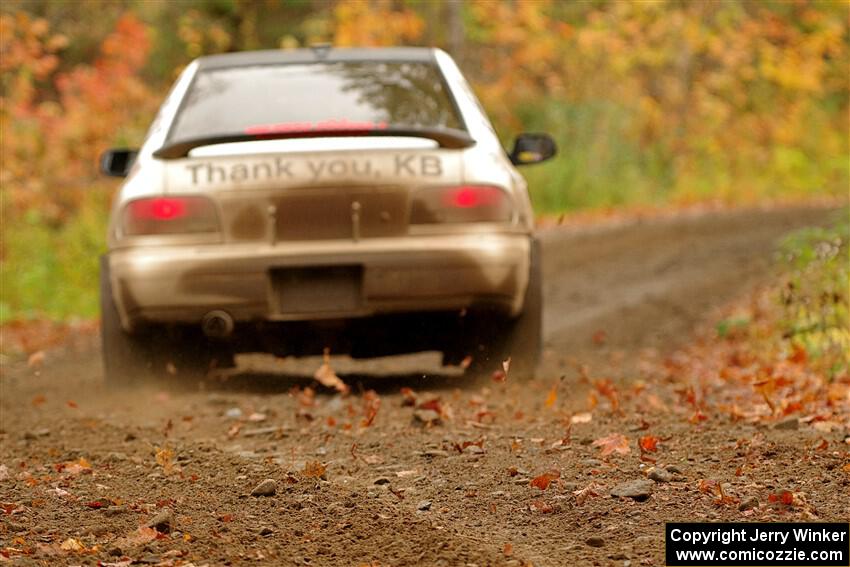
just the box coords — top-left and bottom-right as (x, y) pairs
(195, 47), (439, 70)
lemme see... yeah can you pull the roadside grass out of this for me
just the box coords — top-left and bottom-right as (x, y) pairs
(712, 209), (849, 381)
(664, 211), (850, 433)
(0, 191), (109, 323)
(776, 212), (849, 378)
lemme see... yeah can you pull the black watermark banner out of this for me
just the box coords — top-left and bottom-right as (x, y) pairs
(666, 523), (849, 566)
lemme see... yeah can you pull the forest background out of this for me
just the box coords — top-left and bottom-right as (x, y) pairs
(1, 0), (848, 321)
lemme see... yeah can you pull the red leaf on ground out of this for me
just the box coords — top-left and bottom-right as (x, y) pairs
(303, 461), (326, 479)
(418, 398), (443, 414)
(592, 433), (630, 456)
(638, 435), (659, 453)
(361, 390), (380, 427)
(592, 378), (620, 413)
(530, 470), (560, 490)
(768, 490), (795, 506)
(544, 383), (558, 408)
(529, 500), (553, 513)
(400, 387), (417, 407)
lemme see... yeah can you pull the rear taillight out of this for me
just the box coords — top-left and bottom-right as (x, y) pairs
(410, 185), (513, 224)
(122, 196), (220, 236)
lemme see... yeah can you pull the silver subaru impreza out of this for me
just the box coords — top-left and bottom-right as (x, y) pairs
(99, 46), (556, 385)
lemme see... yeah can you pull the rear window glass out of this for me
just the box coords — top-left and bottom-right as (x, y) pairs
(168, 61), (463, 141)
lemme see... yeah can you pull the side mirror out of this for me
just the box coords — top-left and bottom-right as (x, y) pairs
(509, 133), (557, 166)
(100, 148), (138, 177)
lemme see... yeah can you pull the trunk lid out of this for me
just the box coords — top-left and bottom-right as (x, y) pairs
(161, 140), (464, 242)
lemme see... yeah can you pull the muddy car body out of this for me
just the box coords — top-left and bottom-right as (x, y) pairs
(99, 47), (556, 385)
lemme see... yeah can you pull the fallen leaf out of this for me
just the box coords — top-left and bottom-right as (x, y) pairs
(85, 498), (112, 509)
(400, 387), (417, 406)
(361, 390), (380, 427)
(530, 470), (561, 490)
(544, 384), (558, 408)
(638, 435), (659, 453)
(529, 500), (553, 513)
(418, 398), (443, 414)
(59, 538), (83, 551)
(453, 439), (484, 453)
(313, 348), (349, 394)
(123, 526), (158, 546)
(573, 482), (603, 505)
(1, 503), (25, 515)
(592, 433), (630, 456)
(155, 446), (174, 475)
(303, 461), (326, 479)
(64, 457), (92, 475)
(592, 378), (620, 413)
(768, 490), (795, 506)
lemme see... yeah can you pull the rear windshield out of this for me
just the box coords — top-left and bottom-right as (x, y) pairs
(167, 61), (464, 141)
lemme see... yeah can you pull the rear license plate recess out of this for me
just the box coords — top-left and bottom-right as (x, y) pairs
(271, 266), (363, 314)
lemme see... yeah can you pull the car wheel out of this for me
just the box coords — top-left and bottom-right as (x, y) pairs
(101, 257), (234, 387)
(100, 255), (154, 387)
(468, 238), (542, 380)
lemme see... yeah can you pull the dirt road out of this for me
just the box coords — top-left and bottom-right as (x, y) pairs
(1, 205), (847, 566)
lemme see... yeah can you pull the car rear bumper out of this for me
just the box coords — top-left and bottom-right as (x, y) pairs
(108, 233), (531, 331)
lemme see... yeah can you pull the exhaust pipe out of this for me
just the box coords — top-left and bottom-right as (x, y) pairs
(201, 310), (234, 339)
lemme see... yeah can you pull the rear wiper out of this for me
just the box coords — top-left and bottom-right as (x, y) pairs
(153, 126), (475, 159)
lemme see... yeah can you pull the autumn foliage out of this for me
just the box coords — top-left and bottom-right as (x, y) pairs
(1, 1), (848, 321)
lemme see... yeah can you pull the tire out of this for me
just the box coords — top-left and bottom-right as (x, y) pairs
(100, 256), (234, 387)
(100, 255), (154, 387)
(467, 237), (542, 380)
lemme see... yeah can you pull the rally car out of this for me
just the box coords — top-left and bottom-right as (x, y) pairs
(99, 46), (556, 385)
